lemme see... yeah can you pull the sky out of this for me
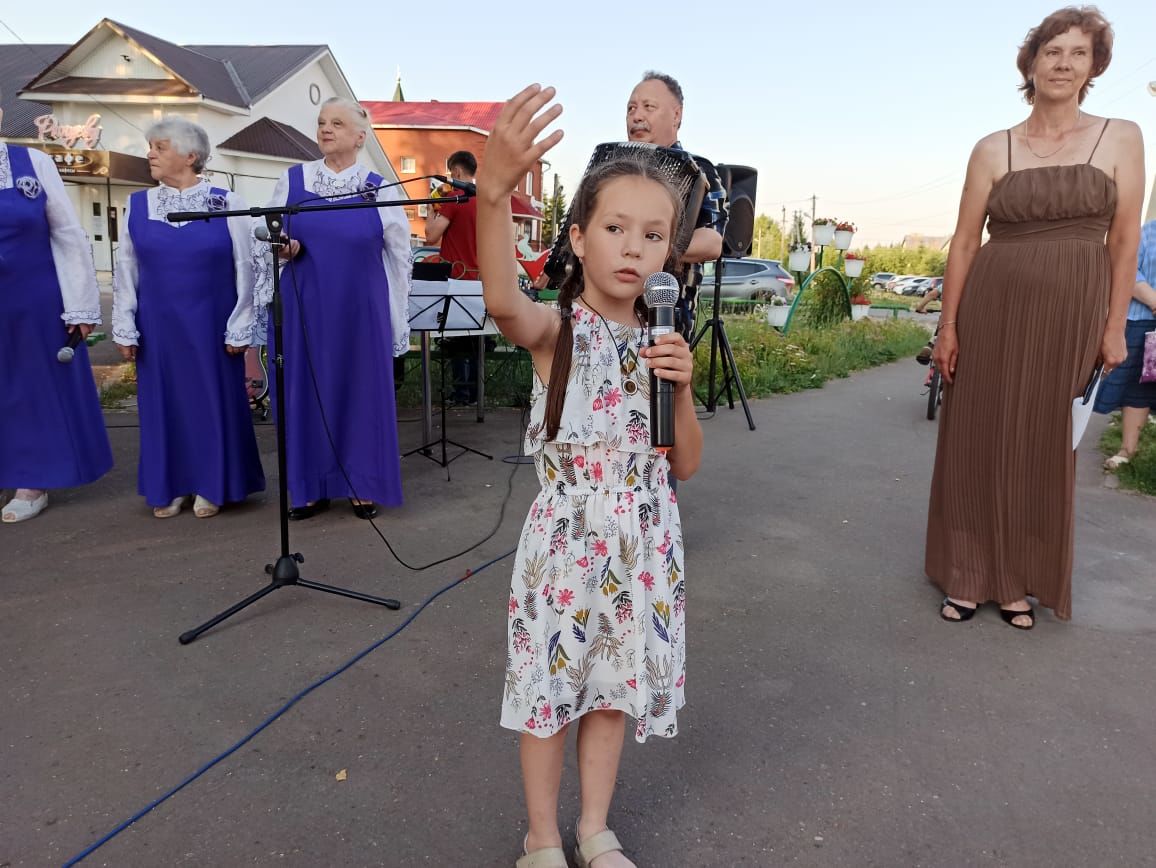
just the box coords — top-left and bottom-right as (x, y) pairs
(3, 0), (1155, 246)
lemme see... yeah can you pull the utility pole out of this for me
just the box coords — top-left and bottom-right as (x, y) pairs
(781, 205), (787, 261)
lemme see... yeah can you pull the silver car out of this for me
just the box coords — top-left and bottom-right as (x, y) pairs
(702, 258), (796, 300)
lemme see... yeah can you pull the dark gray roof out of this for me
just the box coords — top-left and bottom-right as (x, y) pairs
(218, 117), (321, 161)
(14, 20), (327, 111)
(0, 44), (68, 137)
(108, 20), (249, 107)
(187, 44), (326, 104)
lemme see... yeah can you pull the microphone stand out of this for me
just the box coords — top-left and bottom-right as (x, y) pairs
(168, 192), (468, 645)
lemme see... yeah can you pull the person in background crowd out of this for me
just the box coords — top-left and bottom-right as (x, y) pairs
(926, 7), (1144, 628)
(1095, 218), (1156, 467)
(113, 116), (264, 519)
(0, 98), (113, 523)
(626, 70), (725, 339)
(425, 150), (488, 404)
(259, 97), (411, 520)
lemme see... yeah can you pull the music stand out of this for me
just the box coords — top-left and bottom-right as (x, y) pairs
(404, 272), (494, 471)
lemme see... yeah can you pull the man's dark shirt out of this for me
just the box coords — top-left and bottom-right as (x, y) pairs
(672, 141), (727, 339)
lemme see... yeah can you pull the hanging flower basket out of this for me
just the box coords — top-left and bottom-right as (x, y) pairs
(833, 221), (856, 251)
(812, 219), (836, 246)
(788, 244), (811, 273)
(766, 305), (790, 328)
(843, 255), (865, 278)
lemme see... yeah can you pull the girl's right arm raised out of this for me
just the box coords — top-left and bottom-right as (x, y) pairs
(476, 85), (564, 353)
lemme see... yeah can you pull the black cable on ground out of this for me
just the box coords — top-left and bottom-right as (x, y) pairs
(61, 547), (515, 867)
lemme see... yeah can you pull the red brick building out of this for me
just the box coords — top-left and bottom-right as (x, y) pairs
(362, 99), (545, 246)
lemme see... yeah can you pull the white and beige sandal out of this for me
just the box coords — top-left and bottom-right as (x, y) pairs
(516, 835), (568, 868)
(2, 491), (48, 523)
(575, 828), (626, 868)
(193, 495), (220, 519)
(1104, 450), (1133, 471)
(153, 496), (189, 519)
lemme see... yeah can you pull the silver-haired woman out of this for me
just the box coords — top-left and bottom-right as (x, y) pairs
(112, 116), (265, 518)
(256, 96), (411, 521)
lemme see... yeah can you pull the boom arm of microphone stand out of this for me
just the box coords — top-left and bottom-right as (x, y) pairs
(165, 194), (472, 224)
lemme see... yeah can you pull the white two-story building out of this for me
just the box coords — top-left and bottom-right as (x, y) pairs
(1, 18), (396, 272)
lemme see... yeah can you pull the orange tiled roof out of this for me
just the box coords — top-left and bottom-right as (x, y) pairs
(362, 101), (503, 131)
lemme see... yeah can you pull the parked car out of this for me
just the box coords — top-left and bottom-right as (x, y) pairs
(870, 271), (897, 289)
(896, 277), (935, 296)
(885, 274), (917, 292)
(702, 257), (794, 300)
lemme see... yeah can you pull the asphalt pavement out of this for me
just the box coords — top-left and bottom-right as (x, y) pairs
(2, 356), (1153, 868)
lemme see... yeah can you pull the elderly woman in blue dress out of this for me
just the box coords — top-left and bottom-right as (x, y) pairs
(256, 97), (411, 520)
(112, 117), (265, 518)
(0, 101), (113, 523)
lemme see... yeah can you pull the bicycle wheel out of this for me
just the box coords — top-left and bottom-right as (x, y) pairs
(926, 366), (942, 421)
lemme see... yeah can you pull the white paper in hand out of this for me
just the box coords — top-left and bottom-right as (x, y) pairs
(1071, 364), (1104, 450)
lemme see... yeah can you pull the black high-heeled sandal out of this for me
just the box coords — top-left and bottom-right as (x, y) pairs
(999, 606), (1035, 630)
(940, 597), (978, 622)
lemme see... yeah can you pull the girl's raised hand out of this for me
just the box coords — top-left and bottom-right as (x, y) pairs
(477, 85), (563, 205)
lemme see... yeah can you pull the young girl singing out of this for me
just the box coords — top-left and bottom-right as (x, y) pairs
(477, 85), (704, 868)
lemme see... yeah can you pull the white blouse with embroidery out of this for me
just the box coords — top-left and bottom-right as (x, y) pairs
(111, 180), (257, 346)
(0, 143), (101, 325)
(254, 160), (413, 357)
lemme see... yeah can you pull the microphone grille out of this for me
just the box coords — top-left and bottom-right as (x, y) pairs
(643, 272), (680, 307)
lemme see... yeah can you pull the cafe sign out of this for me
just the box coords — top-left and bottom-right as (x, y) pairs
(35, 113), (103, 149)
(38, 144), (109, 177)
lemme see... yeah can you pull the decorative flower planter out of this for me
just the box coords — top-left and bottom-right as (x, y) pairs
(766, 306), (790, 328)
(833, 229), (855, 250)
(788, 247), (810, 272)
(843, 257), (865, 278)
(851, 304), (871, 321)
(813, 223), (836, 246)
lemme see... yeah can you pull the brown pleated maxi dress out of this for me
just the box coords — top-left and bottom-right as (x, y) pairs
(926, 126), (1116, 621)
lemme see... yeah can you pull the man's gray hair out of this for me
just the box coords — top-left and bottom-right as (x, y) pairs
(145, 116), (211, 173)
(641, 71), (684, 106)
(321, 96), (371, 135)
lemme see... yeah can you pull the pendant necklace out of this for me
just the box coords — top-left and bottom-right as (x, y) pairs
(1024, 109), (1082, 160)
(577, 296), (644, 395)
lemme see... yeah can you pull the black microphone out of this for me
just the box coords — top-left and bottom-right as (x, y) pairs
(57, 329), (85, 364)
(644, 272), (680, 450)
(433, 174), (476, 197)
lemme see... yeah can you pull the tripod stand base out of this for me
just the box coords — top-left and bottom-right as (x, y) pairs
(403, 438), (493, 468)
(178, 554), (401, 645)
(690, 315), (756, 430)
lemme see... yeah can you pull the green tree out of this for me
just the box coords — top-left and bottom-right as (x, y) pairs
(751, 214), (785, 261)
(543, 184), (567, 247)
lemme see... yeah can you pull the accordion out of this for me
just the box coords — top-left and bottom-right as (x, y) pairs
(542, 142), (714, 289)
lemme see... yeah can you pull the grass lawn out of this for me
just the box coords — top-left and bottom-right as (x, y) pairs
(693, 314), (929, 399)
(1099, 413), (1156, 496)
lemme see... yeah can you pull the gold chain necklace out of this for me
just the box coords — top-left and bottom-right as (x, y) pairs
(1023, 110), (1082, 160)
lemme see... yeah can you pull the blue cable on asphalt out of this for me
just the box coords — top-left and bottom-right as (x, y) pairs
(62, 549), (516, 867)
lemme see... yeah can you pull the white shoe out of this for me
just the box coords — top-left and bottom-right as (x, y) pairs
(1104, 450), (1132, 471)
(193, 495), (219, 519)
(2, 491), (48, 523)
(153, 496), (189, 518)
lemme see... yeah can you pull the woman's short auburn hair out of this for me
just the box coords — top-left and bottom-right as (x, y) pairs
(1016, 5), (1114, 105)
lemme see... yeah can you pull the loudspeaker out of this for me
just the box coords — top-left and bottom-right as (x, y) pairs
(718, 164), (757, 258)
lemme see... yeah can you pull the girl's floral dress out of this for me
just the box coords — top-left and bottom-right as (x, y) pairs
(501, 305), (686, 743)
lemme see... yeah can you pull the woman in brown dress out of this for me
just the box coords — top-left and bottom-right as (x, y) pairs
(926, 6), (1145, 628)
